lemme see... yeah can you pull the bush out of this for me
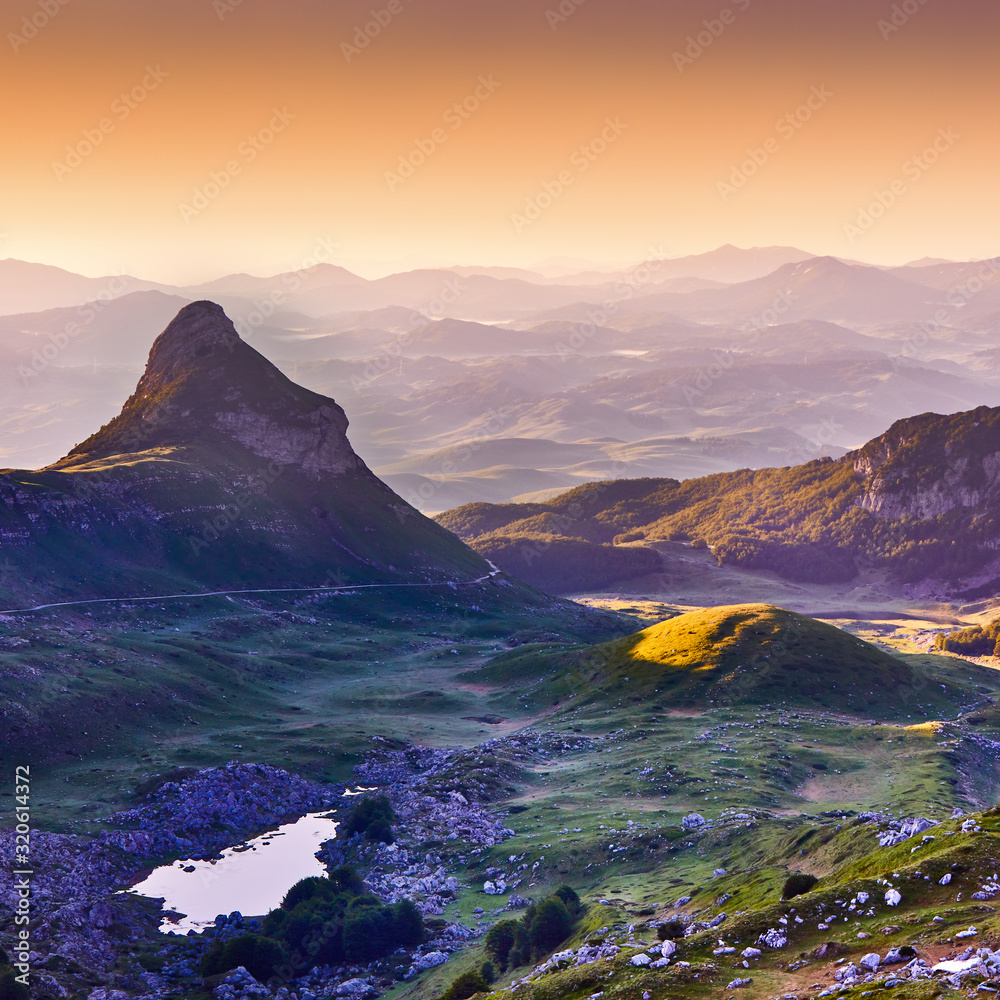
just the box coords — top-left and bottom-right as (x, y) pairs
(657, 920), (686, 940)
(200, 933), (287, 980)
(782, 873), (819, 900)
(345, 795), (396, 843)
(481, 960), (496, 984)
(553, 884), (582, 917)
(438, 969), (488, 1000)
(257, 865), (423, 974)
(0, 967), (29, 1000)
(527, 897), (572, 954)
(484, 919), (519, 970)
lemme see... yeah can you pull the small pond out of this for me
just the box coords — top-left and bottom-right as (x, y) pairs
(128, 811), (339, 933)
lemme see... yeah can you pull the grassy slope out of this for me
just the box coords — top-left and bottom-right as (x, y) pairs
(437, 404), (1000, 591)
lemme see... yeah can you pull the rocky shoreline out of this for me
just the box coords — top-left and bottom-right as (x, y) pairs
(0, 747), (524, 1000)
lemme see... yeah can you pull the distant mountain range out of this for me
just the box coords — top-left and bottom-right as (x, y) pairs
(438, 402), (1000, 598)
(4, 247), (1000, 510)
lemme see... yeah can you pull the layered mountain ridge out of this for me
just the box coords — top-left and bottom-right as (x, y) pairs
(439, 402), (1000, 597)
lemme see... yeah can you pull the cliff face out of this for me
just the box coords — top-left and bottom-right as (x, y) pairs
(850, 405), (1000, 520)
(57, 300), (361, 479)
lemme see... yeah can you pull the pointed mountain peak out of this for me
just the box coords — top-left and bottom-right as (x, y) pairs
(147, 299), (240, 375)
(54, 301), (361, 478)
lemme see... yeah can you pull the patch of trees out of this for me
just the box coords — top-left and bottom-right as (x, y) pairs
(483, 886), (583, 972)
(201, 866), (424, 981)
(344, 794), (396, 844)
(935, 618), (1000, 657)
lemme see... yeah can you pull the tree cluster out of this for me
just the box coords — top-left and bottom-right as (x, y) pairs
(482, 886), (583, 972)
(201, 866), (424, 981)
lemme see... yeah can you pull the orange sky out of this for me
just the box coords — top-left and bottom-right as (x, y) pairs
(2, 0), (998, 281)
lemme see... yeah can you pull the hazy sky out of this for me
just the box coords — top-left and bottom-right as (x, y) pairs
(2, 0), (998, 281)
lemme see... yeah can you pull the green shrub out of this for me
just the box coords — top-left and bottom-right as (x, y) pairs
(345, 795), (396, 843)
(657, 920), (686, 940)
(782, 873), (819, 899)
(484, 919), (519, 970)
(553, 885), (582, 917)
(438, 969), (488, 1000)
(200, 933), (287, 980)
(527, 898), (572, 954)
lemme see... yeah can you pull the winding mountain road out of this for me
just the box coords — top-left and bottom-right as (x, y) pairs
(0, 562), (502, 616)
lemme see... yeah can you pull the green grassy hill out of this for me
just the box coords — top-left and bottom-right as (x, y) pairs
(474, 604), (1000, 721)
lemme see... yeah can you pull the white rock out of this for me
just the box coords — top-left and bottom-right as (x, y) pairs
(859, 952), (880, 971)
(741, 947), (762, 959)
(660, 940), (677, 958)
(939, 873), (952, 885)
(630, 953), (652, 966)
(884, 889), (902, 906)
(933, 957), (982, 974)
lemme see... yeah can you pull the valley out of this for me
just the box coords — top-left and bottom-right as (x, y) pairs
(5, 268), (1000, 1000)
